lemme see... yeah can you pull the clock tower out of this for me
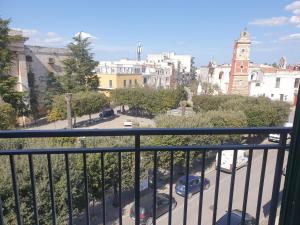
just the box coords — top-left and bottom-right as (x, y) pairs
(228, 29), (251, 95)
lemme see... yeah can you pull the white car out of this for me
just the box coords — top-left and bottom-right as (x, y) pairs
(268, 122), (293, 143)
(123, 121), (133, 128)
(216, 150), (248, 173)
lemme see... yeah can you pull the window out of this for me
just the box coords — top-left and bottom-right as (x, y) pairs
(123, 80), (126, 87)
(294, 78), (300, 88)
(219, 71), (224, 80)
(109, 80), (112, 88)
(271, 94), (274, 97)
(275, 78), (280, 88)
(144, 77), (147, 84)
(255, 83), (260, 87)
(135, 79), (137, 85)
(280, 94), (284, 101)
(129, 79), (132, 86)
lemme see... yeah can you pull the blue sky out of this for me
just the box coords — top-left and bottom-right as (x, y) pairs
(1, 0), (300, 66)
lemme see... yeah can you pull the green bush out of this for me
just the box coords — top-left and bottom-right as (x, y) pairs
(193, 95), (290, 127)
(0, 103), (15, 129)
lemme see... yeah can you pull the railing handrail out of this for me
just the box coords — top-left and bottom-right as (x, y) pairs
(0, 127), (292, 138)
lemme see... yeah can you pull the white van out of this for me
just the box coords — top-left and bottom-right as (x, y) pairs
(216, 150), (248, 173)
(268, 122), (293, 142)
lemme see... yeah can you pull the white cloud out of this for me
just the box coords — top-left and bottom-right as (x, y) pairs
(249, 17), (288, 26)
(74, 32), (97, 40)
(289, 15), (300, 27)
(12, 28), (67, 46)
(286, 1), (300, 14)
(279, 33), (300, 41)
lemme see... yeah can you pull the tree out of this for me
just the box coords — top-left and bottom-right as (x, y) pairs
(0, 18), (28, 117)
(198, 81), (220, 95)
(27, 71), (39, 121)
(47, 92), (109, 124)
(61, 33), (99, 92)
(43, 72), (64, 110)
(0, 103), (15, 129)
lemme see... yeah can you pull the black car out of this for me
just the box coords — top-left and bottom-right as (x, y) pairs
(130, 193), (177, 225)
(216, 209), (256, 225)
(99, 108), (114, 119)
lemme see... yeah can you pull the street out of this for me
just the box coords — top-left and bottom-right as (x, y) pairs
(121, 149), (286, 225)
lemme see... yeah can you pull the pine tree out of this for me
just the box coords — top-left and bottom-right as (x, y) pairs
(62, 32), (99, 92)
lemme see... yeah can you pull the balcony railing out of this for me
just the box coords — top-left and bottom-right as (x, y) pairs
(0, 127), (292, 225)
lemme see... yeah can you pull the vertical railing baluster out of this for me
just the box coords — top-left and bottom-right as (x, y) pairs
(168, 151), (174, 225)
(152, 151), (157, 225)
(10, 155), (22, 225)
(101, 152), (106, 225)
(227, 149), (238, 225)
(0, 196), (4, 225)
(83, 153), (90, 225)
(28, 155), (39, 225)
(118, 152), (122, 225)
(255, 148), (268, 225)
(135, 135), (141, 225)
(183, 150), (190, 225)
(47, 154), (57, 225)
(212, 150), (222, 225)
(198, 150), (206, 225)
(268, 133), (287, 225)
(241, 149), (253, 225)
(64, 154), (73, 225)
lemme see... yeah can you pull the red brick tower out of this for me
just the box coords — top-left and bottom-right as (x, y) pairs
(228, 29), (251, 95)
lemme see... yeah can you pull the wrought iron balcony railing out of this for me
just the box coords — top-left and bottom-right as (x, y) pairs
(0, 127), (292, 225)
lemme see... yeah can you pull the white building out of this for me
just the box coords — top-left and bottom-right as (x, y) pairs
(250, 68), (300, 104)
(147, 52), (192, 73)
(197, 62), (300, 105)
(142, 62), (175, 89)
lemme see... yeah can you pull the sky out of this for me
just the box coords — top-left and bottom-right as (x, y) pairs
(1, 0), (300, 66)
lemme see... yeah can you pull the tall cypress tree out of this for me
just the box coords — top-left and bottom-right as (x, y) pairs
(61, 32), (99, 92)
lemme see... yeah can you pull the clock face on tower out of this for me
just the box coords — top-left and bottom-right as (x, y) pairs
(237, 46), (249, 60)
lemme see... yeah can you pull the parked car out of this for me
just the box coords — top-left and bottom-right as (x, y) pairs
(216, 150), (248, 173)
(216, 209), (255, 225)
(268, 122), (293, 142)
(175, 175), (210, 198)
(123, 120), (133, 128)
(130, 193), (177, 225)
(99, 108), (114, 119)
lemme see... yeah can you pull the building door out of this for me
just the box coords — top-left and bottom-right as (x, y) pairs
(280, 94), (284, 101)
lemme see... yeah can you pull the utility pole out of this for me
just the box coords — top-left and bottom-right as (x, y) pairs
(65, 93), (72, 129)
(137, 41), (142, 61)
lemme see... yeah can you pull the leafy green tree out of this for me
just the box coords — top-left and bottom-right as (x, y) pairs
(0, 102), (15, 129)
(0, 18), (28, 116)
(111, 87), (187, 117)
(43, 72), (64, 110)
(61, 33), (99, 92)
(198, 81), (220, 95)
(27, 71), (39, 120)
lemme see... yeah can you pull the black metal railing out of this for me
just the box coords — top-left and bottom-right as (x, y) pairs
(0, 127), (292, 225)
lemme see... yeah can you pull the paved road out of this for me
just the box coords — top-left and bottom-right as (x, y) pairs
(121, 149), (286, 225)
(28, 112), (155, 130)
